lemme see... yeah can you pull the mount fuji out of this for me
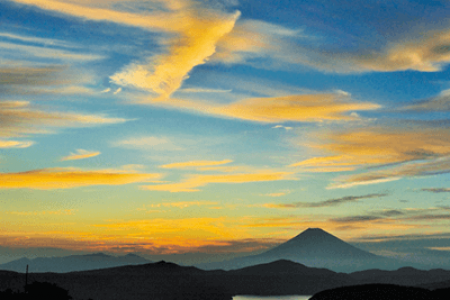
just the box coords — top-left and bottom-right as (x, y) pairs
(198, 228), (411, 272)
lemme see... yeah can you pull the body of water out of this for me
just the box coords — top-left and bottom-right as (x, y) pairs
(234, 296), (311, 300)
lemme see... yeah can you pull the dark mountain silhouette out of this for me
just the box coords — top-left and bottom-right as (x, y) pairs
(350, 267), (450, 286)
(0, 260), (353, 299)
(420, 279), (450, 290)
(1, 259), (450, 299)
(198, 228), (409, 272)
(0, 253), (151, 273)
(309, 284), (446, 300)
(225, 259), (353, 295)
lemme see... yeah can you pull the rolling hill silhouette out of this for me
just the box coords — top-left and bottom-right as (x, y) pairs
(0, 253), (151, 273)
(0, 260), (353, 299)
(1, 259), (450, 299)
(198, 228), (413, 272)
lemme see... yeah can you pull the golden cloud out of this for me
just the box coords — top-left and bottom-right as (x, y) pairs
(11, 1), (241, 100)
(293, 126), (450, 187)
(150, 93), (380, 123)
(329, 157), (450, 189)
(111, 10), (240, 100)
(0, 167), (161, 189)
(0, 140), (34, 148)
(61, 149), (101, 161)
(95, 217), (250, 241)
(295, 128), (450, 170)
(142, 171), (295, 192)
(159, 159), (233, 169)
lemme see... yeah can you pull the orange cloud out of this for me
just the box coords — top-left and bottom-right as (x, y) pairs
(149, 93), (380, 123)
(294, 126), (450, 187)
(0, 167), (161, 189)
(140, 201), (218, 210)
(294, 128), (450, 171)
(95, 217), (251, 241)
(61, 149), (101, 161)
(111, 10), (240, 99)
(10, 0), (177, 31)
(0, 140), (34, 148)
(159, 159), (233, 169)
(12, 1), (241, 100)
(142, 171), (295, 192)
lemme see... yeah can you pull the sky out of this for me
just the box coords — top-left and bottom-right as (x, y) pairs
(1, 0), (450, 265)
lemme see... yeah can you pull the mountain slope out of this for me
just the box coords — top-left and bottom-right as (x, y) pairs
(262, 228), (377, 259)
(198, 228), (410, 272)
(0, 253), (151, 273)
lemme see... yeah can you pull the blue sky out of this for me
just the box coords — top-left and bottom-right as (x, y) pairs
(1, 0), (450, 265)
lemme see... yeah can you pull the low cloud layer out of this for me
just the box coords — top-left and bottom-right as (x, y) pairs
(142, 171), (295, 192)
(264, 193), (387, 209)
(0, 167), (161, 189)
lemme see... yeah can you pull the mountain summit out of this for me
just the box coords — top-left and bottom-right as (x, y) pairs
(199, 228), (405, 272)
(263, 228), (377, 259)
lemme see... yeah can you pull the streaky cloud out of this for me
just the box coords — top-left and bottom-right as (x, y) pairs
(0, 101), (127, 138)
(147, 93), (380, 123)
(142, 171), (295, 192)
(265, 193), (388, 209)
(0, 167), (161, 190)
(160, 159), (233, 169)
(61, 149), (101, 161)
(421, 188), (450, 193)
(0, 139), (34, 149)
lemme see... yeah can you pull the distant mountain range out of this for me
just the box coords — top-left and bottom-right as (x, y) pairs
(0, 253), (151, 273)
(198, 228), (419, 272)
(1, 259), (450, 300)
(0, 228), (434, 274)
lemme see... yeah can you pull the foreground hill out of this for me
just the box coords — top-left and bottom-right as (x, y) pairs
(350, 267), (450, 286)
(198, 228), (410, 272)
(310, 284), (450, 300)
(0, 260), (352, 300)
(0, 253), (151, 273)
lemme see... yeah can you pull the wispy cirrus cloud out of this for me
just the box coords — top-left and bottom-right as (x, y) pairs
(142, 171), (295, 192)
(271, 27), (450, 74)
(0, 100), (127, 138)
(264, 193), (387, 209)
(0, 65), (96, 96)
(0, 41), (103, 62)
(0, 140), (34, 149)
(148, 92), (380, 123)
(211, 19), (305, 65)
(421, 188), (450, 193)
(10, 0), (241, 100)
(402, 89), (450, 112)
(329, 157), (450, 189)
(61, 149), (101, 161)
(138, 201), (218, 211)
(292, 126), (450, 187)
(0, 31), (76, 48)
(330, 206), (450, 225)
(0, 65), (69, 87)
(0, 167), (161, 190)
(114, 136), (183, 151)
(159, 159), (233, 169)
